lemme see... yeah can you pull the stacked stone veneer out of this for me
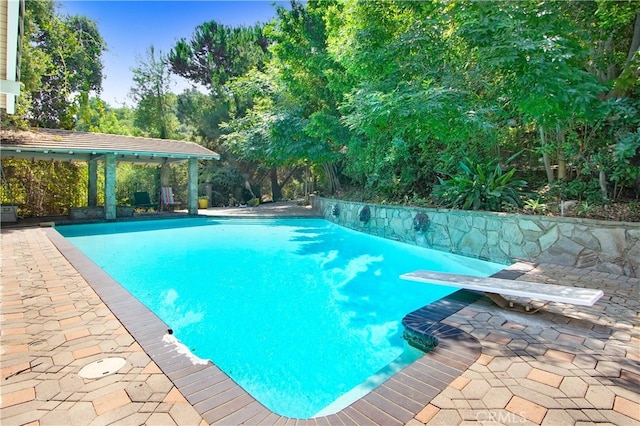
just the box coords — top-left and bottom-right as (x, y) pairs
(313, 197), (640, 277)
(69, 206), (134, 220)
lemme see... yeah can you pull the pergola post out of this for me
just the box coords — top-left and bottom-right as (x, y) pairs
(88, 158), (98, 207)
(160, 162), (170, 187)
(104, 154), (117, 220)
(187, 157), (198, 215)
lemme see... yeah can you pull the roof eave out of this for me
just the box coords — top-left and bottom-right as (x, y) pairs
(1, 146), (220, 162)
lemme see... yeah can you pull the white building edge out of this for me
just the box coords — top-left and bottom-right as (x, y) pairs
(1, 0), (23, 115)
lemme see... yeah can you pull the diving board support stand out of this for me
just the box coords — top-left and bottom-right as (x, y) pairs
(483, 292), (542, 313)
(400, 270), (604, 313)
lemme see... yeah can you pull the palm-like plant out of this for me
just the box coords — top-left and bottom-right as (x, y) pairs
(433, 157), (527, 211)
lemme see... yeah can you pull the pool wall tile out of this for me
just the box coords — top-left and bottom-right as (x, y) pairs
(46, 225), (494, 426)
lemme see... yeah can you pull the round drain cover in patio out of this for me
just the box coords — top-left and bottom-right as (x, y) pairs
(78, 357), (127, 379)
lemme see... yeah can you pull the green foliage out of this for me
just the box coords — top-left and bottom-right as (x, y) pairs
(523, 198), (547, 215)
(115, 164), (159, 205)
(433, 158), (528, 211)
(340, 81), (496, 197)
(220, 62), (343, 196)
(17, 0), (105, 128)
(165, 0), (639, 207)
(176, 89), (230, 147)
(608, 100), (640, 194)
(130, 47), (180, 139)
(205, 166), (245, 205)
(11, 0), (640, 218)
(220, 70), (297, 167)
(167, 21), (270, 88)
(224, 0), (352, 195)
(266, 1), (348, 114)
(326, 0), (501, 199)
(1, 159), (86, 216)
(576, 201), (597, 217)
(547, 179), (605, 204)
(592, 0), (640, 97)
(74, 97), (137, 135)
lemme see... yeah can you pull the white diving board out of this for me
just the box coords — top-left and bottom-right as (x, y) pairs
(400, 270), (604, 310)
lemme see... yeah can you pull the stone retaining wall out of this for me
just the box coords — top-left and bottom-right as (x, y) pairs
(313, 197), (640, 277)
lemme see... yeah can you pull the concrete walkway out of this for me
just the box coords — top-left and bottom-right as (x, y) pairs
(196, 200), (320, 218)
(1, 211), (638, 425)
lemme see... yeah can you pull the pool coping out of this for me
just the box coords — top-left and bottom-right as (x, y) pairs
(44, 226), (528, 425)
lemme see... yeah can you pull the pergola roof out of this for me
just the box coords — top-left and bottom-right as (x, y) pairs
(1, 128), (220, 164)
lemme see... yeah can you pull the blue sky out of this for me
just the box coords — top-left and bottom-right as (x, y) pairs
(60, 1), (283, 107)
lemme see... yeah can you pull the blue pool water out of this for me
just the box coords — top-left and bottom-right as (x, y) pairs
(58, 218), (505, 418)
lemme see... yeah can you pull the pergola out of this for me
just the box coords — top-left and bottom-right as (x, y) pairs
(1, 128), (220, 219)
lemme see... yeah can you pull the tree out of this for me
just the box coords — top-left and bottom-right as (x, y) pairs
(130, 47), (179, 139)
(167, 21), (270, 89)
(167, 20), (272, 199)
(220, 70), (288, 200)
(456, 1), (606, 183)
(264, 0), (352, 195)
(75, 97), (136, 135)
(16, 0), (105, 129)
(325, 0), (496, 198)
(586, 1), (640, 98)
(454, 0), (640, 202)
(2, 0), (106, 218)
(176, 89), (230, 148)
(321, 0), (637, 205)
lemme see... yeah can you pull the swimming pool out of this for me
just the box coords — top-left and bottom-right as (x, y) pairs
(58, 218), (505, 418)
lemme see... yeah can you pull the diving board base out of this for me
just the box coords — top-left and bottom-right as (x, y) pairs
(484, 292), (546, 314)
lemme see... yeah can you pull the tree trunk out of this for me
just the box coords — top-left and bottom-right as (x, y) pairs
(627, 10), (640, 62)
(280, 167), (299, 188)
(304, 165), (310, 204)
(322, 162), (341, 194)
(539, 125), (554, 184)
(599, 169), (608, 200)
(270, 168), (282, 201)
(556, 126), (567, 180)
(244, 179), (256, 199)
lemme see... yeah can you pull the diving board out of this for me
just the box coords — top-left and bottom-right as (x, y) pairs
(400, 270), (604, 311)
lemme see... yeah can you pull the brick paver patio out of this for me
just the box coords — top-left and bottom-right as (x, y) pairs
(1, 221), (638, 425)
(409, 264), (639, 426)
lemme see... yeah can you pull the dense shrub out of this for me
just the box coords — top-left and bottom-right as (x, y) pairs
(433, 158), (527, 211)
